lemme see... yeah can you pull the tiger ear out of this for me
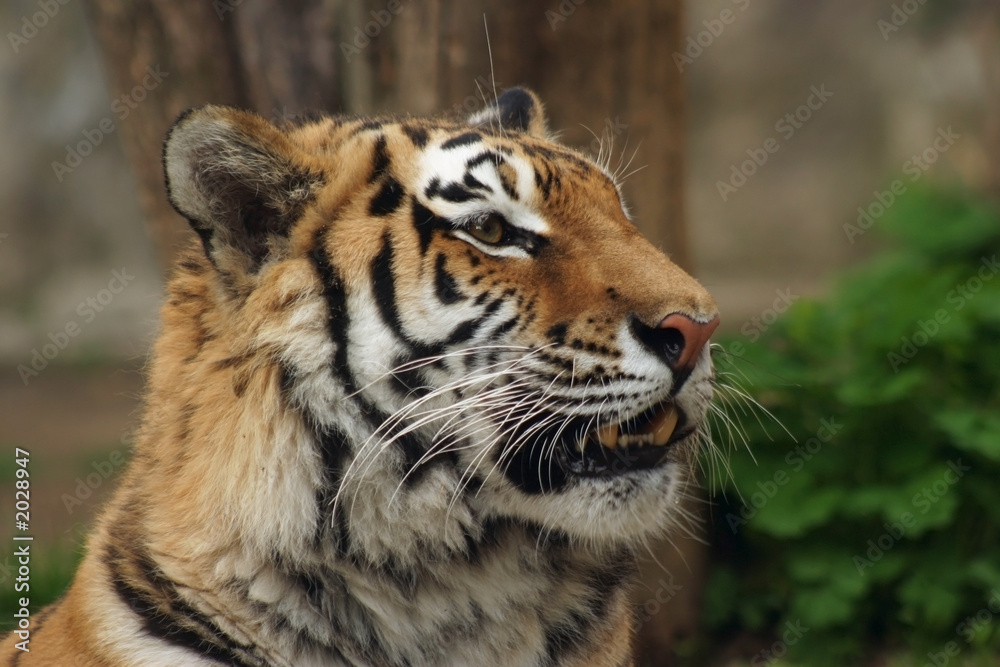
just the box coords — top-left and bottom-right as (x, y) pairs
(468, 87), (549, 139)
(163, 105), (323, 272)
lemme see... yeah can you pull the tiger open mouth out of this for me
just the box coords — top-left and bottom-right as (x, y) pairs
(556, 403), (690, 477)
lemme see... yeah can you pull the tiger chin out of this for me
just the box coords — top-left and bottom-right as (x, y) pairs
(4, 88), (718, 666)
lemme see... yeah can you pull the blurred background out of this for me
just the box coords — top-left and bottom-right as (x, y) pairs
(1, 0), (999, 665)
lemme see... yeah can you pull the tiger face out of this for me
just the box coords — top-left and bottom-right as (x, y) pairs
(164, 88), (718, 564)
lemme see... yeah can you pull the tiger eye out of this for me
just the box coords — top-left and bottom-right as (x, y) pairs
(468, 215), (505, 244)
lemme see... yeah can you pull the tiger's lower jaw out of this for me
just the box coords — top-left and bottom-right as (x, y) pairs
(558, 403), (692, 478)
(499, 402), (700, 495)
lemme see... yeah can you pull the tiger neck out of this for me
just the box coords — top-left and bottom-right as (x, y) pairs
(278, 516), (636, 665)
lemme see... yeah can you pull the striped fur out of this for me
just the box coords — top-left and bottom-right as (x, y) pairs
(2, 89), (718, 666)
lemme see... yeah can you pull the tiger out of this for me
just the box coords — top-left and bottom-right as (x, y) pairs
(2, 87), (719, 666)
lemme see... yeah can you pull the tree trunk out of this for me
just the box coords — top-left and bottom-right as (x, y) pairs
(83, 0), (697, 660)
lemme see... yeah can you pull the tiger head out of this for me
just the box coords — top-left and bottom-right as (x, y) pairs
(163, 88), (718, 564)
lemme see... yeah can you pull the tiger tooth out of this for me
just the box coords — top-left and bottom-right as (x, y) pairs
(596, 424), (619, 449)
(650, 406), (679, 446)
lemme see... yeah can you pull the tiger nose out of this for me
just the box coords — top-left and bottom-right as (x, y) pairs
(656, 313), (720, 372)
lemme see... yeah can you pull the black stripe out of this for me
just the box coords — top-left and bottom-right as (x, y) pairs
(412, 198), (451, 256)
(311, 422), (351, 546)
(369, 134), (390, 184)
(497, 413), (572, 495)
(424, 177), (440, 199)
(308, 225), (357, 394)
(537, 350), (575, 373)
(371, 233), (406, 343)
(443, 319), (478, 346)
(584, 564), (630, 624)
(498, 168), (519, 202)
(106, 542), (256, 666)
(489, 314), (521, 339)
(278, 363), (297, 398)
(543, 611), (589, 665)
(477, 296), (505, 325)
(360, 398), (452, 489)
(464, 517), (505, 568)
(546, 323), (569, 345)
(371, 229), (456, 360)
(437, 182), (482, 203)
(463, 474), (484, 497)
(528, 143), (587, 168)
(466, 151), (499, 171)
(471, 298), (506, 342)
(178, 256), (204, 274)
(438, 296), (504, 349)
(296, 571), (323, 608)
(392, 363), (432, 399)
(543, 564), (630, 666)
(401, 124), (429, 147)
(463, 172), (492, 192)
(441, 131), (482, 150)
(510, 225), (548, 257)
(333, 500), (352, 559)
(369, 177), (405, 217)
(534, 168), (545, 196)
(434, 253), (463, 304)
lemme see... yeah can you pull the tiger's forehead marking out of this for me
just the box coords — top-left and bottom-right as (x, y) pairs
(415, 130), (551, 235)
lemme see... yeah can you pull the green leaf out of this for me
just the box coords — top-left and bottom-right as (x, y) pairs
(897, 570), (965, 630)
(934, 408), (1000, 461)
(748, 481), (845, 539)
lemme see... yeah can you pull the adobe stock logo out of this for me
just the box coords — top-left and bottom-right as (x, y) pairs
(717, 84), (833, 201)
(339, 0), (412, 62)
(726, 418), (843, 534)
(7, 0), (72, 54)
(545, 0), (587, 31)
(16, 268), (134, 385)
(877, 0), (928, 41)
(61, 450), (126, 514)
(853, 460), (969, 576)
(843, 126), (960, 244)
(671, 0), (750, 72)
(51, 65), (169, 181)
(739, 288), (798, 343)
(887, 255), (998, 372)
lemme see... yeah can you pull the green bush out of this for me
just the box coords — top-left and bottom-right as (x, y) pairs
(702, 188), (1000, 664)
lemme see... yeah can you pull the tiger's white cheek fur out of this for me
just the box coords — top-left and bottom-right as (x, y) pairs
(348, 291), (408, 394)
(416, 141), (551, 236)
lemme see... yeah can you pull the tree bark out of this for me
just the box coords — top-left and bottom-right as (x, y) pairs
(83, 0), (250, 270)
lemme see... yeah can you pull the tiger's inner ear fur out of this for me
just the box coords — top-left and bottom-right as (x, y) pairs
(163, 105), (323, 272)
(468, 87), (549, 139)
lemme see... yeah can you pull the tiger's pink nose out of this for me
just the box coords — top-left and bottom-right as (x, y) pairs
(657, 313), (720, 372)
